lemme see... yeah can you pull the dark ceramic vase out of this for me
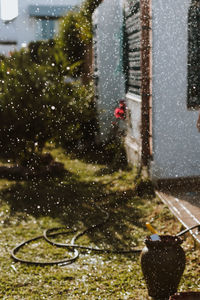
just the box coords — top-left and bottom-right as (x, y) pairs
(140, 235), (186, 300)
(169, 292), (200, 300)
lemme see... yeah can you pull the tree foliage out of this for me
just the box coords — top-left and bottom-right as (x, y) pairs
(58, 11), (85, 67)
(57, 0), (102, 71)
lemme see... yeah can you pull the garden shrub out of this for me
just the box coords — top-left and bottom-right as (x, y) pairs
(58, 11), (85, 68)
(57, 0), (103, 78)
(58, 81), (97, 149)
(0, 0), (104, 168)
(0, 43), (96, 167)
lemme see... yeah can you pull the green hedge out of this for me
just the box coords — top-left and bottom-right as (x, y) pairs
(57, 0), (102, 74)
(0, 0), (103, 166)
(0, 41), (96, 166)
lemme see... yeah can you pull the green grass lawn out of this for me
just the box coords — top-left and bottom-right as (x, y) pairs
(0, 147), (199, 299)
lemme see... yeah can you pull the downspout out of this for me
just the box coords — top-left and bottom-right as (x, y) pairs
(82, 0), (104, 85)
(140, 0), (152, 167)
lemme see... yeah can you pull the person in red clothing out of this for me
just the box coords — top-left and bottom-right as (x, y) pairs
(114, 100), (126, 120)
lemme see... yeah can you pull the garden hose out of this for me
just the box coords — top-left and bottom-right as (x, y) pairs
(10, 204), (200, 266)
(11, 204), (141, 266)
(11, 230), (79, 266)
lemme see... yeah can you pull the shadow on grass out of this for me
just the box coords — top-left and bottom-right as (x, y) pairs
(65, 143), (129, 173)
(1, 166), (145, 251)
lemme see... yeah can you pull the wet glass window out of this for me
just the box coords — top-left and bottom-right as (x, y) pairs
(36, 19), (57, 40)
(187, 0), (200, 109)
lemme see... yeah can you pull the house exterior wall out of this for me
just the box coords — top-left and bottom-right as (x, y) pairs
(0, 0), (82, 55)
(151, 0), (200, 180)
(93, 0), (126, 142)
(125, 93), (142, 166)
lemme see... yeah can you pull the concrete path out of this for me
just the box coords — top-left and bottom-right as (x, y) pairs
(156, 181), (200, 243)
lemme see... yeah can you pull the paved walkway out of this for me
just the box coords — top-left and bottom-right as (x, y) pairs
(156, 181), (200, 243)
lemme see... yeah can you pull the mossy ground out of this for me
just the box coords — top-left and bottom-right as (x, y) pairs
(0, 147), (199, 299)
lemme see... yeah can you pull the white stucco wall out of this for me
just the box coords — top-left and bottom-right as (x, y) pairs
(93, 0), (126, 142)
(151, 0), (200, 179)
(0, 0), (82, 55)
(125, 92), (142, 166)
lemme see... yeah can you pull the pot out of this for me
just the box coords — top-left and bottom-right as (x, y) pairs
(140, 235), (186, 300)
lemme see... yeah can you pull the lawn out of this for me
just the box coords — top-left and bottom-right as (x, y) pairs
(0, 147), (199, 299)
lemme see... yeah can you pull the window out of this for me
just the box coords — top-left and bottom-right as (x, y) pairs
(29, 5), (72, 41)
(36, 19), (57, 40)
(187, 0), (200, 109)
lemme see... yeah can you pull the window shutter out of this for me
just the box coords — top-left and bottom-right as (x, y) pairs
(124, 0), (141, 96)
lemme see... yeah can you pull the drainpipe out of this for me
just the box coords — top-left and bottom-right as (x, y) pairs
(140, 0), (152, 167)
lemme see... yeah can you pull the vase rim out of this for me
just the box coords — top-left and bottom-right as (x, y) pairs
(145, 235), (183, 248)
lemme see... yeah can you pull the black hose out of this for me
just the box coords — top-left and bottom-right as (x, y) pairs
(11, 231), (79, 266)
(11, 204), (141, 266)
(176, 224), (200, 237)
(10, 204), (200, 266)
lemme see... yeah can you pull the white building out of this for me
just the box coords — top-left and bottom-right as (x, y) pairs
(124, 0), (200, 181)
(93, 0), (200, 181)
(0, 0), (82, 55)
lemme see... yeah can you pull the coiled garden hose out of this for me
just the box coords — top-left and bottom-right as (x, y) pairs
(10, 204), (200, 266)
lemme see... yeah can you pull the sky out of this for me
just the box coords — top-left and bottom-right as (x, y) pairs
(0, 0), (18, 21)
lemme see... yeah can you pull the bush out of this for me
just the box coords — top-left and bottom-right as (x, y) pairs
(0, 0), (103, 167)
(57, 0), (103, 77)
(58, 11), (85, 69)
(0, 43), (96, 166)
